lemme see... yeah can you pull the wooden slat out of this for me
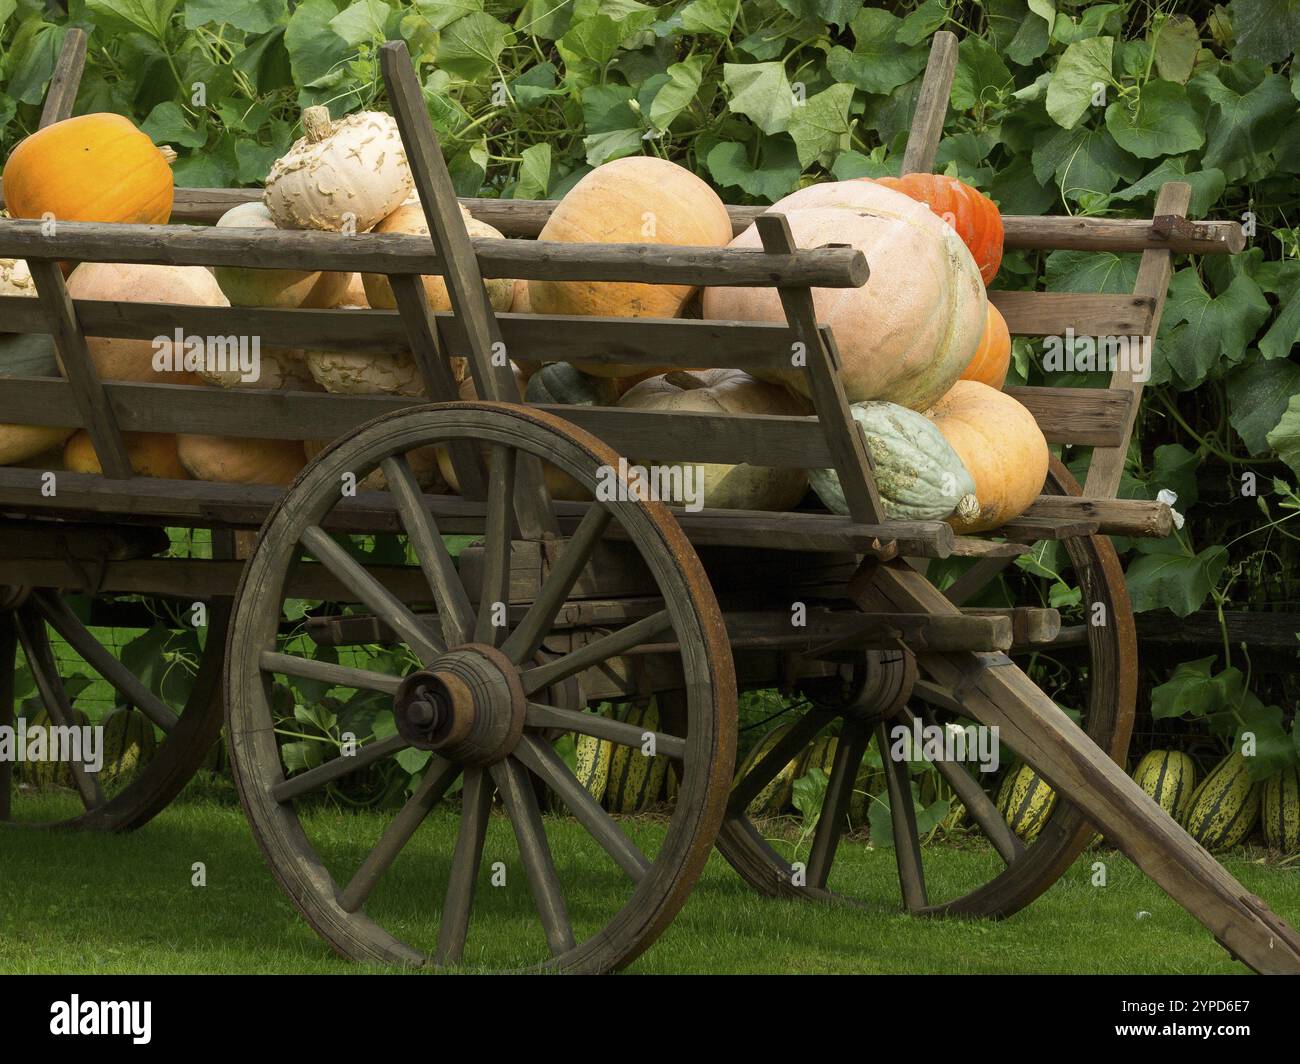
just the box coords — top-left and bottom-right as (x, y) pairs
(1019, 495), (1172, 537)
(0, 220), (866, 289)
(1084, 182), (1191, 499)
(990, 290), (1154, 336)
(1005, 385), (1132, 447)
(901, 31), (958, 175)
(39, 27), (87, 128)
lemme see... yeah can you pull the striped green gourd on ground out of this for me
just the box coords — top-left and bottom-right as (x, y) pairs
(1183, 750), (1261, 852)
(603, 701), (669, 814)
(1131, 749), (1199, 821)
(1261, 766), (1300, 854)
(20, 707), (92, 788)
(996, 763), (1056, 842)
(734, 721), (805, 819)
(940, 799), (968, 833)
(100, 706), (158, 783)
(574, 709), (614, 806)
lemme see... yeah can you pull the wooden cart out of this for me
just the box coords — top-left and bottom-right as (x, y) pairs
(1, 30), (1296, 973)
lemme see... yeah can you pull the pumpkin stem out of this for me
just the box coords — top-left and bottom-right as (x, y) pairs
(158, 145), (178, 166)
(664, 370), (708, 390)
(953, 493), (980, 523)
(302, 106), (334, 143)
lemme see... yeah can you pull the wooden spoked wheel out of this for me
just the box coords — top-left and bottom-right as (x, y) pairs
(226, 402), (735, 972)
(717, 458), (1136, 918)
(0, 589), (228, 831)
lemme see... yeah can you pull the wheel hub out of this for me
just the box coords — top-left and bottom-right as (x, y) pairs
(392, 643), (526, 766)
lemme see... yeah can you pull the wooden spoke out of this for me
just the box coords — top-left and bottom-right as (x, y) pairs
(474, 444), (516, 646)
(910, 679), (966, 715)
(525, 702), (686, 761)
(0, 612), (14, 821)
(805, 721), (870, 890)
(491, 756), (576, 957)
(515, 734), (650, 882)
(33, 589), (179, 733)
(728, 706), (836, 815)
(520, 610), (671, 696)
(14, 606), (104, 810)
(339, 756), (460, 913)
(380, 454), (475, 647)
(903, 703), (1023, 866)
(501, 504), (613, 665)
(435, 767), (494, 966)
(260, 650), (402, 696)
(271, 734), (409, 803)
(300, 525), (442, 664)
(875, 722), (928, 912)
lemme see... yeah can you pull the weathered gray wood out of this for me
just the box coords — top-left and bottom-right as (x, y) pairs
(39, 27), (87, 128)
(435, 766), (493, 965)
(1085, 182), (1191, 499)
(524, 702), (687, 760)
(520, 610), (671, 695)
(271, 734), (408, 803)
(474, 446), (516, 646)
(804, 721), (869, 888)
(1020, 494), (1172, 537)
(901, 30), (958, 175)
(0, 614), (14, 820)
(963, 606), (1061, 646)
(260, 650), (402, 696)
(26, 259), (133, 479)
(990, 290), (1155, 337)
(1004, 386), (1133, 447)
(1135, 610), (1300, 647)
(876, 717), (928, 911)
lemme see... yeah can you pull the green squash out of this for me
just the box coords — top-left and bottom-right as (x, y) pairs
(524, 362), (621, 407)
(809, 401), (978, 521)
(0, 332), (60, 378)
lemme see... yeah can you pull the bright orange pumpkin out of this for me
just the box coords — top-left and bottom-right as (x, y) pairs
(3, 113), (174, 226)
(960, 303), (1011, 389)
(872, 173), (1003, 285)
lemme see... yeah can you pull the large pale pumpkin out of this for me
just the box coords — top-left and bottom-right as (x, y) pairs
(65, 431), (187, 479)
(873, 173), (1004, 285)
(703, 183), (986, 410)
(177, 434), (306, 486)
(3, 113), (174, 226)
(362, 204), (514, 312)
(615, 370), (810, 512)
(66, 263), (228, 383)
(212, 202), (349, 309)
(528, 156), (732, 377)
(960, 303), (1011, 389)
(0, 424), (74, 466)
(925, 381), (1048, 533)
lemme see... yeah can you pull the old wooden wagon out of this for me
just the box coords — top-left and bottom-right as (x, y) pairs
(1, 30), (1297, 973)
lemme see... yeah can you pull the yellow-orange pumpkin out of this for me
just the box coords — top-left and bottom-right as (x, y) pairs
(925, 381), (1047, 533)
(64, 431), (188, 479)
(960, 303), (1011, 389)
(528, 156), (732, 377)
(3, 113), (174, 226)
(177, 435), (306, 486)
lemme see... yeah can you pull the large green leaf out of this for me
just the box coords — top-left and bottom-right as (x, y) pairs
(1226, 356), (1300, 453)
(649, 56), (704, 131)
(786, 82), (854, 167)
(1046, 36), (1113, 129)
(1266, 394), (1300, 477)
(706, 136), (801, 200)
(826, 8), (927, 96)
(723, 62), (794, 135)
(1152, 13), (1200, 83)
(330, 0), (391, 45)
(1160, 270), (1271, 388)
(284, 0), (353, 90)
(951, 34), (1013, 112)
(1125, 542), (1228, 616)
(1230, 0), (1300, 63)
(86, 0), (178, 40)
(184, 0), (288, 32)
(438, 11), (513, 79)
(1105, 80), (1204, 158)
(1190, 70), (1295, 177)
(1044, 249), (1140, 293)
(1032, 125), (1141, 200)
(678, 0), (738, 37)
(1108, 157), (1225, 218)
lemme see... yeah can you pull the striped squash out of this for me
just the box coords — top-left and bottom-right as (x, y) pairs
(21, 707), (91, 788)
(996, 764), (1056, 842)
(603, 702), (668, 814)
(803, 733), (838, 779)
(940, 799), (968, 833)
(1184, 751), (1261, 852)
(1262, 767), (1300, 854)
(574, 712), (614, 806)
(1132, 749), (1198, 821)
(735, 722), (803, 819)
(100, 706), (158, 783)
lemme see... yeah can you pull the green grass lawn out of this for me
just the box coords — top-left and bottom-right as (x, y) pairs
(3, 782), (1297, 974)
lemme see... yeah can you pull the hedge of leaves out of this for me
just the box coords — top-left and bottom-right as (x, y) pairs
(2, 0), (1299, 779)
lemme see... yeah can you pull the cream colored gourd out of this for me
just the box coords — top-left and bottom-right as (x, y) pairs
(702, 182), (986, 411)
(362, 203), (514, 312)
(925, 381), (1049, 533)
(212, 202), (349, 308)
(616, 370), (811, 511)
(66, 262), (229, 383)
(0, 258), (36, 298)
(196, 345), (321, 390)
(528, 156), (732, 377)
(65, 431), (187, 479)
(264, 107), (412, 233)
(177, 434), (306, 486)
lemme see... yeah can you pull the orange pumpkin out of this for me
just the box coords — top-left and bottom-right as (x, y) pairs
(925, 381), (1048, 533)
(960, 303), (1011, 389)
(872, 174), (1003, 285)
(3, 114), (174, 226)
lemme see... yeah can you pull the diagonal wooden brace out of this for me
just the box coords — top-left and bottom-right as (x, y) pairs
(854, 561), (1300, 974)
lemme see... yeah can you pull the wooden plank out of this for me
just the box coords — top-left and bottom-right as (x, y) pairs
(901, 30), (958, 175)
(1084, 182), (1190, 499)
(25, 259), (133, 478)
(995, 516), (1099, 542)
(756, 215), (884, 525)
(1004, 385), (1132, 447)
(39, 27), (87, 128)
(963, 606), (1061, 646)
(990, 290), (1155, 336)
(1019, 495), (1172, 537)
(1135, 610), (1300, 648)
(0, 220), (867, 289)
